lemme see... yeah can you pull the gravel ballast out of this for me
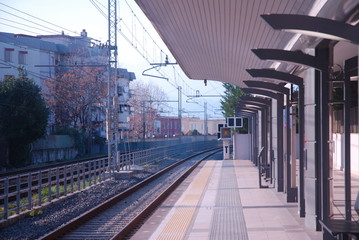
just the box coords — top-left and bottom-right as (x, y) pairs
(0, 150), (215, 240)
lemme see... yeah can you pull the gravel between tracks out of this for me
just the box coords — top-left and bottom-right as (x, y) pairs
(0, 151), (208, 240)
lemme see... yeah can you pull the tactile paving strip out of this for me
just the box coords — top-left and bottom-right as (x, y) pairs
(210, 160), (249, 240)
(151, 161), (216, 240)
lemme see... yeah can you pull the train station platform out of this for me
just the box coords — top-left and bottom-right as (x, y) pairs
(131, 159), (322, 240)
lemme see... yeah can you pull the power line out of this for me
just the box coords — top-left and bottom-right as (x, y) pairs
(89, 0), (107, 19)
(1, 1), (206, 106)
(0, 2), (77, 35)
(0, 22), (40, 35)
(0, 1), (221, 117)
(0, 17), (57, 35)
(0, 9), (61, 34)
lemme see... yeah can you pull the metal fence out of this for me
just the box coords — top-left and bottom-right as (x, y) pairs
(0, 139), (220, 223)
(117, 139), (220, 170)
(0, 158), (107, 223)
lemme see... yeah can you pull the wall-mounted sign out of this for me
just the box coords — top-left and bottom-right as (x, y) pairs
(226, 117), (243, 128)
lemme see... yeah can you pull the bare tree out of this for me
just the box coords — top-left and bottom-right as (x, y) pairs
(128, 81), (168, 140)
(43, 66), (107, 131)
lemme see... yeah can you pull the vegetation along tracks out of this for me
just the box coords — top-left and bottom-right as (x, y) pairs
(40, 148), (221, 240)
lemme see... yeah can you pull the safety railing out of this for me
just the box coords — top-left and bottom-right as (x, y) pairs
(0, 157), (107, 223)
(117, 140), (220, 170)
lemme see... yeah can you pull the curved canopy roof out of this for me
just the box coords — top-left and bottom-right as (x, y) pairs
(135, 0), (358, 87)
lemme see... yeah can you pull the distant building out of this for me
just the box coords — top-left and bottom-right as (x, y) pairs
(0, 32), (59, 85)
(117, 68), (136, 131)
(0, 30), (135, 139)
(181, 117), (225, 135)
(154, 116), (180, 138)
(92, 68), (136, 139)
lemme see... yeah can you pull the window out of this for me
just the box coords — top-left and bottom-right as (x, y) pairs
(4, 48), (14, 62)
(118, 86), (123, 96)
(18, 51), (27, 65)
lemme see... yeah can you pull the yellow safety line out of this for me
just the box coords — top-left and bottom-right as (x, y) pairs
(155, 161), (216, 240)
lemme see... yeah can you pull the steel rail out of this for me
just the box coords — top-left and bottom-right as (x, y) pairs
(40, 147), (221, 240)
(112, 148), (221, 239)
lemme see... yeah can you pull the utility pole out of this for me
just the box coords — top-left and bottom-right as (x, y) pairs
(142, 101), (146, 141)
(204, 102), (208, 135)
(107, 0), (119, 172)
(178, 86), (182, 137)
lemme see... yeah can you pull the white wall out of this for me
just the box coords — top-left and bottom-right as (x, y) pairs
(0, 41), (56, 86)
(332, 133), (359, 174)
(233, 133), (251, 160)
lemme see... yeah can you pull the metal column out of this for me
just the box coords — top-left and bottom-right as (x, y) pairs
(316, 41), (333, 225)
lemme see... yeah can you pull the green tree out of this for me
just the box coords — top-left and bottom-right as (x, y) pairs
(0, 72), (49, 167)
(220, 83), (245, 117)
(220, 83), (249, 134)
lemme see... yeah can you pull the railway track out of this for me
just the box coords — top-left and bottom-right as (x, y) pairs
(40, 148), (221, 240)
(1, 141), (220, 226)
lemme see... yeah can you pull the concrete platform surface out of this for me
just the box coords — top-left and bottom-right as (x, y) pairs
(131, 159), (322, 240)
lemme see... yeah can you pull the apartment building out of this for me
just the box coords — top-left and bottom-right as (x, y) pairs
(0, 30), (135, 139)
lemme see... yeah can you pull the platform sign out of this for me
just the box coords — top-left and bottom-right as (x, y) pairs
(220, 127), (231, 139)
(227, 117), (235, 127)
(226, 117), (243, 128)
(236, 117), (243, 128)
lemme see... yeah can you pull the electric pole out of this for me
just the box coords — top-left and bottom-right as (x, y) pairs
(204, 102), (208, 135)
(107, 0), (119, 172)
(178, 86), (182, 137)
(142, 101), (146, 141)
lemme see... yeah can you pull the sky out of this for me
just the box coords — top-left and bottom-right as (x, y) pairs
(0, 0), (225, 120)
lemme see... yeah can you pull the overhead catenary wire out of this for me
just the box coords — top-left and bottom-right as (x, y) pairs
(0, 2), (79, 35)
(0, 8), (104, 50)
(0, 17), (56, 35)
(0, 3), (103, 49)
(89, 1), (209, 106)
(120, 30), (218, 114)
(89, 0), (108, 19)
(0, 22), (40, 36)
(0, 9), (62, 34)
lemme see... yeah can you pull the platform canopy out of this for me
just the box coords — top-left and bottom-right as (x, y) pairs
(135, 0), (356, 87)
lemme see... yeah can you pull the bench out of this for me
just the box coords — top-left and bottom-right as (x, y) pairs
(319, 219), (359, 239)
